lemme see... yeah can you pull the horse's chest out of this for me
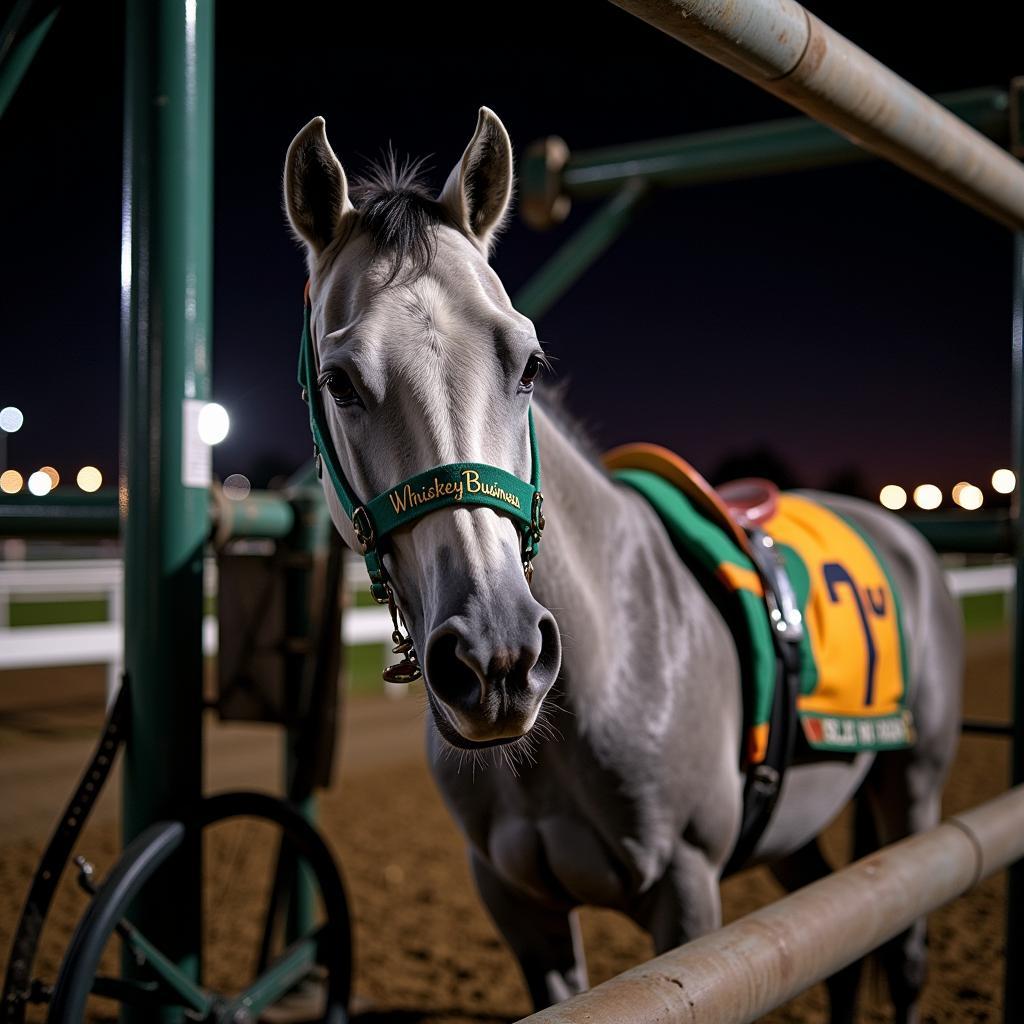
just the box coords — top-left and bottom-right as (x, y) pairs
(487, 813), (631, 909)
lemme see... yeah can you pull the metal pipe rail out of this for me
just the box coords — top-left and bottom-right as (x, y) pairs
(0, 488), (295, 541)
(608, 0), (1024, 231)
(516, 785), (1024, 1024)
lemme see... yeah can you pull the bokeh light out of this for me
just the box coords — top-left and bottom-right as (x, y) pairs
(223, 473), (251, 501)
(0, 406), (23, 433)
(27, 470), (53, 496)
(0, 469), (23, 494)
(912, 484), (942, 510)
(39, 466), (59, 490)
(992, 468), (1016, 494)
(951, 481), (970, 504)
(956, 484), (984, 511)
(879, 484), (907, 510)
(77, 466), (103, 493)
(197, 402), (230, 445)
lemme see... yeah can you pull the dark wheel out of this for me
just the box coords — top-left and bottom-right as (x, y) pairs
(46, 791), (352, 1024)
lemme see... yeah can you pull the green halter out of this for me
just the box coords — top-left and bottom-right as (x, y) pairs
(297, 293), (545, 612)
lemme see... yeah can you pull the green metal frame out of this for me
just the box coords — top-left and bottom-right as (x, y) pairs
(515, 87), (1012, 317)
(557, 88), (1007, 201)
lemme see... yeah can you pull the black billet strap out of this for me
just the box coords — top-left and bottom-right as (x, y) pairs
(1, 682), (130, 1022)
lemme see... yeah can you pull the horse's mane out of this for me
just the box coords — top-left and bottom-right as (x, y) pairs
(536, 381), (604, 468)
(349, 152), (455, 284)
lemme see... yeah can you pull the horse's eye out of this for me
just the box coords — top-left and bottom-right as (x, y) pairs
(320, 370), (359, 407)
(519, 355), (542, 391)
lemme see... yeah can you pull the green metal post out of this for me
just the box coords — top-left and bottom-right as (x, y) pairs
(1006, 81), (1024, 1024)
(1008, 230), (1024, 1024)
(514, 178), (649, 321)
(119, 0), (214, 1020)
(282, 493), (334, 943)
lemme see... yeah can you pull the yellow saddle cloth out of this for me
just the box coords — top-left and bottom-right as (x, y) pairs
(770, 493), (913, 753)
(606, 444), (914, 758)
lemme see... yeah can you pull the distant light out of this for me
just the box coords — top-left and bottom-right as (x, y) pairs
(0, 469), (23, 494)
(879, 484), (907, 511)
(951, 481), (970, 505)
(957, 484), (984, 511)
(39, 466), (59, 490)
(197, 402), (230, 445)
(223, 473), (251, 501)
(27, 471), (52, 496)
(992, 468), (1016, 495)
(77, 466), (103, 493)
(913, 484), (942, 511)
(0, 407), (23, 433)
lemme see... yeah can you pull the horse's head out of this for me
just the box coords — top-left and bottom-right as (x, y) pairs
(284, 109), (561, 749)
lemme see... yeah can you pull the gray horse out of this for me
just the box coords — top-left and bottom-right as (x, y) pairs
(283, 108), (962, 1024)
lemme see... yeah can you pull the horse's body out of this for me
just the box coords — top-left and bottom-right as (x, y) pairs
(284, 109), (962, 1024)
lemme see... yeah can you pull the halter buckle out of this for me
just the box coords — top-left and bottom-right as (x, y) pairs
(530, 491), (546, 541)
(352, 506), (376, 554)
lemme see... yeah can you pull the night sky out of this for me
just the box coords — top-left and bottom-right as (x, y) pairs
(2, 2), (1021, 499)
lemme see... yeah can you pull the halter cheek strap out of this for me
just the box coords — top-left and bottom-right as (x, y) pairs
(297, 290), (545, 613)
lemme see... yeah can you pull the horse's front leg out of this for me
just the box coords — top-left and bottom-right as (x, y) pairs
(629, 840), (722, 954)
(469, 851), (588, 1010)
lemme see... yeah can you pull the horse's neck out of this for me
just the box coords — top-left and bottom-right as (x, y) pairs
(530, 402), (736, 734)
(530, 401), (628, 598)
(530, 403), (661, 701)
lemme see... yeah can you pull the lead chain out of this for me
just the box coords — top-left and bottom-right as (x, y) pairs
(381, 585), (422, 684)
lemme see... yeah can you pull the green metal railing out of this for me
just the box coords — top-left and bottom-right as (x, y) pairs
(515, 88), (1013, 321)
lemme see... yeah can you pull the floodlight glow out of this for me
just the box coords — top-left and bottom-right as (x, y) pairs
(223, 473), (251, 501)
(912, 484), (942, 510)
(77, 466), (103, 493)
(957, 484), (983, 511)
(197, 402), (230, 445)
(0, 407), (23, 433)
(0, 470), (23, 494)
(27, 471), (52, 496)
(879, 484), (907, 510)
(39, 466), (59, 490)
(992, 468), (1016, 494)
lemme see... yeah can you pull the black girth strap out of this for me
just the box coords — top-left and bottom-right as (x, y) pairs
(722, 528), (803, 876)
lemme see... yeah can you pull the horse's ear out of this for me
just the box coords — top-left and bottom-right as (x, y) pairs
(284, 116), (354, 259)
(439, 107), (513, 256)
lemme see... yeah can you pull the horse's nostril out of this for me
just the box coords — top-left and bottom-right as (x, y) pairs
(536, 614), (561, 683)
(425, 631), (481, 713)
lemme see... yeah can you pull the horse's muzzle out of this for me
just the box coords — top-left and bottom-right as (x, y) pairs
(423, 605), (560, 746)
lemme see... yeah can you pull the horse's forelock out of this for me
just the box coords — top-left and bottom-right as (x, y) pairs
(349, 152), (455, 286)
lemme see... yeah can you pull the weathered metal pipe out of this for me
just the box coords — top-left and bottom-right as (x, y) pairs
(516, 786), (1024, 1024)
(609, 0), (1024, 231)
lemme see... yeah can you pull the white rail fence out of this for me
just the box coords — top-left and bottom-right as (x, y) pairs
(0, 559), (1014, 692)
(0, 557), (395, 698)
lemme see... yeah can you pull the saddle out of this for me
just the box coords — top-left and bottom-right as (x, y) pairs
(603, 443), (913, 873)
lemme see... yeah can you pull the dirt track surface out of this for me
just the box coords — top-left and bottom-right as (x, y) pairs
(0, 627), (1012, 1023)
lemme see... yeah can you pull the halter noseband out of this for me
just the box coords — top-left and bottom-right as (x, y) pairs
(297, 285), (545, 681)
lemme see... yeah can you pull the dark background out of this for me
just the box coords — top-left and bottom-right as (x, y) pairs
(1, 2), (1021, 497)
